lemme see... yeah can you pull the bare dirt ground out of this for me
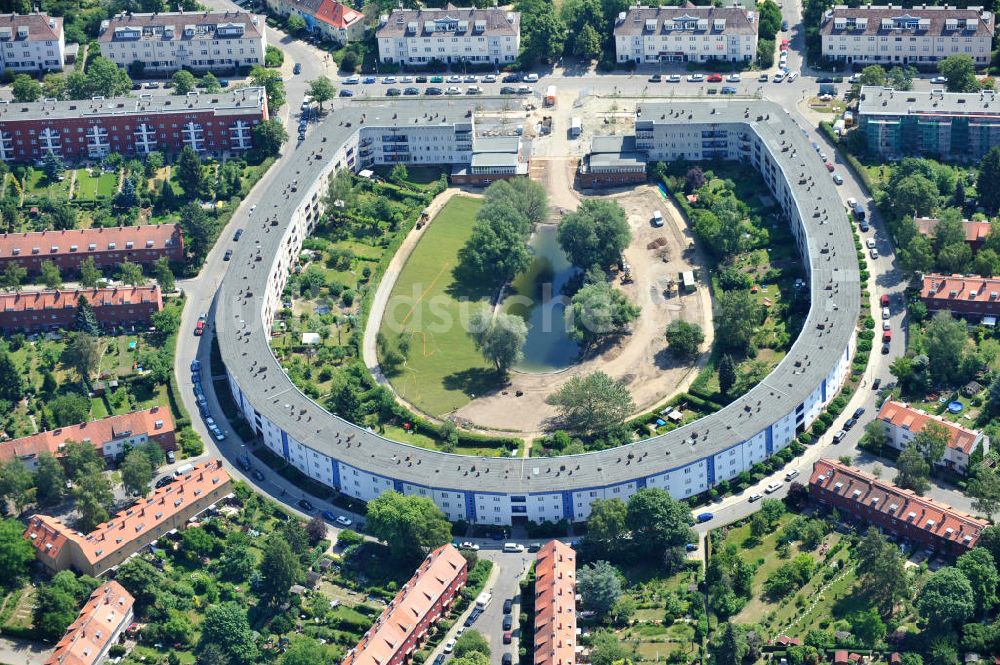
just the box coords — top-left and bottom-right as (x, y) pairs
(452, 184), (714, 436)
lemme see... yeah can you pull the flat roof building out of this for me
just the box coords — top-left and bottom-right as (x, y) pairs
(857, 86), (1000, 161)
(45, 581), (134, 665)
(342, 544), (468, 665)
(25, 460), (233, 576)
(0, 406), (176, 470)
(810, 458), (987, 554)
(0, 12), (66, 72)
(821, 5), (994, 67)
(614, 5), (758, 64)
(0, 88), (268, 162)
(0, 285), (163, 333)
(0, 225), (183, 274)
(535, 541), (577, 665)
(377, 6), (520, 66)
(919, 273), (1000, 320)
(877, 399), (988, 475)
(451, 134), (527, 185)
(578, 135), (648, 188)
(98, 11), (266, 73)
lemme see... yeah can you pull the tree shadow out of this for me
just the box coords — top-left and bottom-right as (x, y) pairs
(446, 265), (499, 302)
(442, 367), (503, 398)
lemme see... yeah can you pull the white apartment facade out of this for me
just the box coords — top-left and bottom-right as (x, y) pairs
(98, 10), (267, 74)
(0, 13), (65, 72)
(614, 6), (758, 64)
(820, 5), (995, 66)
(376, 7), (520, 66)
(877, 400), (988, 475)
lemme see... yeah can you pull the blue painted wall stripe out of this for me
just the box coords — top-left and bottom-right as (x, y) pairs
(280, 430), (290, 460)
(465, 492), (477, 522)
(766, 425), (774, 455)
(706, 456), (716, 485)
(393, 479), (404, 492)
(562, 491), (574, 521)
(821, 377), (827, 403)
(331, 460), (341, 489)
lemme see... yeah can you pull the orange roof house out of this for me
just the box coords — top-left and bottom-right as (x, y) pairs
(0, 286), (163, 333)
(810, 459), (987, 555)
(0, 225), (183, 274)
(45, 581), (134, 665)
(25, 460), (233, 576)
(535, 541), (576, 665)
(342, 544), (468, 665)
(914, 217), (992, 251)
(877, 400), (987, 475)
(919, 274), (1000, 321)
(0, 407), (176, 471)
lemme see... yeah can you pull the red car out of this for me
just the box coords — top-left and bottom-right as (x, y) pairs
(194, 320), (205, 336)
(503, 631), (512, 644)
(824, 161), (835, 172)
(780, 42), (789, 51)
(706, 73), (723, 82)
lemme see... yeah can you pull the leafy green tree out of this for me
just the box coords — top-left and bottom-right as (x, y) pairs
(171, 70), (197, 95)
(547, 371), (634, 434)
(260, 535), (301, 603)
(857, 65), (887, 87)
(665, 320), (704, 358)
(625, 487), (695, 565)
(286, 14), (307, 32)
(557, 199), (631, 269)
(578, 560), (623, 615)
(572, 23), (602, 59)
(716, 289), (764, 353)
(488, 179), (549, 225)
(179, 202), (216, 262)
(197, 602), (258, 663)
(11, 74), (41, 102)
(33, 582), (79, 640)
(0, 349), (25, 403)
(82, 57), (133, 98)
(218, 541), (256, 581)
(281, 637), (336, 665)
(73, 296), (99, 336)
(889, 175), (939, 218)
(457, 200), (532, 286)
(115, 557), (162, 615)
(201, 72), (222, 93)
(979, 148), (1000, 214)
(956, 547), (998, 617)
(913, 420), (950, 466)
(249, 65), (286, 110)
(175, 146), (204, 198)
(589, 630), (629, 665)
(365, 491), (452, 563)
(917, 567), (975, 630)
(939, 54), (979, 93)
(581, 498), (627, 559)
(718, 353), (737, 396)
(307, 76), (335, 111)
(73, 469), (114, 532)
(757, 0), (782, 39)
(0, 518), (36, 587)
(114, 176), (139, 210)
(39, 259), (62, 289)
(41, 73), (66, 100)
(968, 463), (1000, 520)
(887, 66), (915, 91)
(154, 257), (175, 292)
(33, 453), (66, 506)
(121, 448), (153, 496)
(896, 445), (931, 494)
(453, 630), (490, 659)
(63, 334), (102, 384)
(253, 118), (288, 157)
(567, 281), (640, 347)
(468, 310), (527, 375)
(925, 311), (968, 387)
(1, 263), (26, 291)
(516, 0), (567, 65)
(0, 460), (31, 514)
(181, 527), (217, 559)
(849, 607), (886, 646)
(390, 163), (409, 185)
(713, 623), (749, 665)
(117, 260), (146, 287)
(862, 419), (889, 454)
(79, 257), (102, 289)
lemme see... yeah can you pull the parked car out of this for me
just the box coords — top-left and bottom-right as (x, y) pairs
(765, 481), (783, 493)
(832, 173), (843, 185)
(460, 541), (480, 551)
(500, 86), (516, 95)
(343, 75), (360, 84)
(336, 516), (352, 527)
(853, 407), (866, 419)
(190, 360), (201, 373)
(503, 615), (513, 630)
(426, 87), (443, 95)
(415, 75), (428, 83)
(727, 73), (741, 82)
(155, 476), (175, 489)
(430, 75), (444, 83)
(785, 470), (800, 481)
(323, 510), (337, 521)
(528, 543), (541, 552)
(297, 499), (315, 513)
(503, 654), (513, 665)
(824, 161), (835, 172)
(292, 62), (301, 74)
(386, 88), (401, 96)
(721, 86), (737, 95)
(748, 492), (763, 502)
(483, 74), (497, 82)
(844, 417), (858, 430)
(666, 74), (681, 83)
(233, 228), (244, 241)
(758, 72), (769, 82)
(503, 74), (521, 82)
(223, 249), (233, 261)
(445, 86), (462, 95)
(685, 543), (698, 551)
(444, 640), (456, 653)
(931, 75), (948, 84)
(872, 378), (882, 390)
(166, 450), (175, 464)
(194, 320), (205, 336)
(503, 632), (512, 645)
(787, 71), (799, 82)
(383, 75), (397, 83)
(773, 72), (785, 82)
(447, 74), (462, 83)
(339, 89), (354, 97)
(404, 87), (420, 95)
(696, 512), (714, 523)
(503, 598), (513, 614)
(870, 248), (879, 259)
(524, 73), (539, 82)
(832, 430), (847, 443)
(252, 469), (265, 481)
(706, 73), (723, 82)
(687, 74), (704, 82)
(362, 76), (376, 84)
(649, 73), (662, 82)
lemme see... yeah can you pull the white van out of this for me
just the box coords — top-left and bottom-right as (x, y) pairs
(882, 306), (891, 320)
(652, 210), (664, 227)
(502, 543), (525, 553)
(475, 592), (492, 609)
(174, 463), (194, 477)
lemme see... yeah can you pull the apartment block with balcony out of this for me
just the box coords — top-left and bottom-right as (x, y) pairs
(376, 6), (519, 66)
(821, 5), (994, 67)
(0, 13), (65, 72)
(98, 10), (266, 73)
(614, 5), (758, 64)
(877, 400), (988, 475)
(357, 118), (474, 170)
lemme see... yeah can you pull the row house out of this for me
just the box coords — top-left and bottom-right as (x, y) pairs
(98, 10), (266, 74)
(877, 400), (988, 475)
(0, 285), (163, 333)
(0, 406), (176, 470)
(820, 5), (994, 67)
(810, 458), (987, 555)
(0, 225), (183, 275)
(263, 0), (364, 45)
(535, 541), (577, 665)
(341, 544), (468, 665)
(377, 6), (520, 66)
(614, 5), (759, 64)
(25, 460), (233, 576)
(0, 12), (65, 72)
(45, 582), (134, 665)
(915, 216), (992, 253)
(919, 273), (1000, 322)
(0, 88), (267, 163)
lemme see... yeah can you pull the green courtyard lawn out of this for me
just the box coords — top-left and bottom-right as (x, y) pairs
(380, 195), (500, 416)
(74, 168), (119, 201)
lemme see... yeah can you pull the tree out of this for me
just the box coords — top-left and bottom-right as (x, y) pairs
(685, 167), (706, 194)
(307, 76), (335, 111)
(253, 118), (288, 158)
(306, 515), (327, 545)
(889, 175), (939, 218)
(154, 257), (175, 292)
(171, 70), (197, 95)
(11, 74), (42, 102)
(79, 257), (102, 289)
(572, 23), (602, 59)
(82, 58), (132, 98)
(41, 73), (66, 100)
(1, 263), (26, 291)
(939, 54), (979, 93)
(713, 623), (749, 665)
(578, 560), (623, 615)
(72, 296), (99, 336)
(63, 334), (102, 384)
(178, 202), (217, 262)
(121, 449), (153, 496)
(849, 608), (886, 646)
(589, 630), (629, 665)
(116, 558), (162, 615)
(0, 518), (36, 588)
(956, 548), (998, 617)
(218, 541), (256, 581)
(33, 582), (80, 640)
(72, 470), (114, 532)
(0, 349), (25, 403)
(665, 320), (704, 358)
(566, 281), (640, 347)
(281, 637), (335, 665)
(582, 498), (628, 558)
(913, 420), (950, 466)
(516, 0), (567, 65)
(489, 179), (549, 225)
(917, 567), (975, 630)
(758, 0), (782, 39)
(175, 146), (204, 198)
(547, 372), (634, 434)
(453, 630), (490, 659)
(457, 200), (532, 286)
(365, 491), (452, 563)
(286, 13), (307, 32)
(40, 260), (62, 289)
(117, 260), (146, 287)
(718, 353), (737, 396)
(557, 199), (631, 269)
(857, 65), (887, 88)
(201, 73), (222, 93)
(259, 537), (300, 601)
(114, 176), (139, 210)
(925, 311), (968, 387)
(855, 528), (909, 617)
(862, 419), (889, 454)
(896, 445), (931, 494)
(625, 487), (695, 564)
(968, 463), (1000, 519)
(467, 310), (527, 375)
(716, 289), (764, 353)
(979, 148), (1000, 214)
(197, 602), (258, 664)
(887, 66), (915, 91)
(33, 453), (66, 506)
(249, 65), (286, 110)
(181, 527), (217, 559)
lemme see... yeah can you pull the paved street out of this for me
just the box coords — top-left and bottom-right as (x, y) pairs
(0, 635), (53, 665)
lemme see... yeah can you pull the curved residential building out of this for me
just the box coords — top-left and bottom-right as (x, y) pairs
(218, 99), (859, 526)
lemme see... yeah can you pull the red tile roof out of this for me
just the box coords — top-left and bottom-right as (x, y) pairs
(314, 0), (363, 29)
(914, 217), (992, 245)
(342, 544), (467, 665)
(46, 581), (134, 665)
(0, 407), (174, 464)
(0, 286), (161, 314)
(26, 460), (231, 569)
(810, 459), (987, 548)
(878, 400), (981, 454)
(920, 274), (1000, 307)
(534, 541), (576, 665)
(0, 225), (180, 259)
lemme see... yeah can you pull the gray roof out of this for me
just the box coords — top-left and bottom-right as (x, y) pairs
(473, 135), (520, 153)
(377, 6), (519, 38)
(0, 88), (267, 123)
(613, 6), (758, 37)
(858, 85), (1000, 117)
(820, 4), (994, 38)
(590, 135), (637, 154)
(217, 98), (858, 495)
(589, 152), (647, 170)
(471, 152), (519, 168)
(98, 10), (265, 42)
(0, 12), (63, 42)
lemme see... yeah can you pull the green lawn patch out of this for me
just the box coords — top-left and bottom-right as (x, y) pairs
(380, 196), (499, 416)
